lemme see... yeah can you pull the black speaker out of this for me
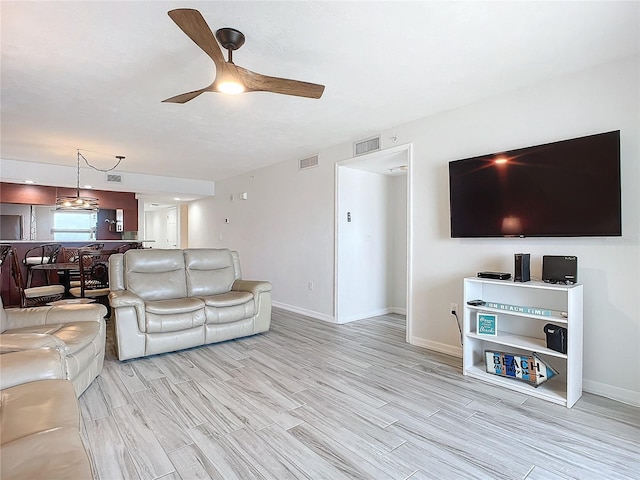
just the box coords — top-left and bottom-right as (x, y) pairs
(544, 323), (567, 354)
(514, 253), (530, 282)
(543, 255), (578, 284)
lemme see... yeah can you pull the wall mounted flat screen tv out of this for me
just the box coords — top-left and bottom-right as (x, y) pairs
(449, 130), (621, 238)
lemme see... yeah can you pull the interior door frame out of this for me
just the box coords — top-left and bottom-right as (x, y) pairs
(334, 143), (413, 342)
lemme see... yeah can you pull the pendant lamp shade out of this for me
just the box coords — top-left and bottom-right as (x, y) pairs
(55, 152), (99, 211)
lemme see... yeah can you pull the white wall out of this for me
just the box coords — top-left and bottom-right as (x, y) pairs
(391, 175), (407, 312)
(189, 151), (339, 321)
(189, 55), (639, 405)
(179, 204), (189, 248)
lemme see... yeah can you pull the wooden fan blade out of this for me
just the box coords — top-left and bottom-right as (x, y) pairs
(235, 66), (325, 99)
(167, 9), (224, 71)
(162, 87), (208, 104)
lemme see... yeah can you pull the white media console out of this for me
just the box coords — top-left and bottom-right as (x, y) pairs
(462, 277), (583, 408)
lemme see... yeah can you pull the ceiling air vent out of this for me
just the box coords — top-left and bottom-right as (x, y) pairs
(354, 135), (381, 157)
(106, 172), (123, 184)
(299, 154), (319, 171)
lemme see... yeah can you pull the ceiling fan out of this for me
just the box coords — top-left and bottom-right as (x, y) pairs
(163, 8), (325, 103)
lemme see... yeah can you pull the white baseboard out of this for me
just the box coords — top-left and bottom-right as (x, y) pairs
(410, 335), (462, 358)
(336, 307), (407, 324)
(583, 379), (640, 407)
(338, 307), (389, 324)
(272, 302), (336, 323)
(272, 304), (406, 324)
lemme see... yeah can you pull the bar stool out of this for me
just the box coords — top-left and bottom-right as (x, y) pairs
(22, 243), (61, 287)
(10, 247), (65, 307)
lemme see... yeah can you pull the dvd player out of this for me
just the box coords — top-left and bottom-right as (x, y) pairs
(477, 271), (511, 280)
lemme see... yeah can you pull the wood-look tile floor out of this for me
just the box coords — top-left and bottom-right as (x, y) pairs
(79, 309), (640, 480)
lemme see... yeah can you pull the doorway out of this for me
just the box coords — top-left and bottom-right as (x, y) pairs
(144, 204), (179, 248)
(334, 143), (412, 341)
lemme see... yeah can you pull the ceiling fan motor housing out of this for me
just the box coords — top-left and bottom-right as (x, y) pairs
(216, 27), (245, 51)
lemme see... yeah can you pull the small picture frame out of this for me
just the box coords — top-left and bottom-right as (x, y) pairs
(477, 312), (498, 336)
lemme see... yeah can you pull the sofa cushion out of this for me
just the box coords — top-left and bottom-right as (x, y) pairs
(185, 248), (236, 296)
(204, 301), (255, 325)
(145, 297), (206, 333)
(24, 284), (66, 298)
(145, 297), (204, 315)
(200, 291), (254, 307)
(0, 379), (78, 445)
(7, 322), (101, 356)
(1, 426), (93, 480)
(0, 378), (93, 480)
(125, 249), (187, 300)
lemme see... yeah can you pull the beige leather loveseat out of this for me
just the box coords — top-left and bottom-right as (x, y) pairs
(108, 248), (272, 360)
(0, 348), (94, 479)
(0, 298), (107, 396)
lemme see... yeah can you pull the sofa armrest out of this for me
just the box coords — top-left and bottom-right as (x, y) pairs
(44, 303), (107, 324)
(233, 280), (272, 334)
(109, 289), (144, 308)
(232, 280), (273, 296)
(109, 289), (147, 332)
(0, 348), (66, 390)
(0, 333), (66, 354)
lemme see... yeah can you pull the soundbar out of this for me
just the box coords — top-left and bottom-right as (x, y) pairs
(477, 271), (511, 280)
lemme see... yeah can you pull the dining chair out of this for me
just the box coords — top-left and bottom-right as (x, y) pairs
(0, 244), (11, 268)
(59, 243), (105, 288)
(116, 242), (140, 254)
(10, 248), (65, 307)
(69, 249), (117, 310)
(83, 243), (105, 250)
(0, 244), (12, 306)
(22, 243), (61, 287)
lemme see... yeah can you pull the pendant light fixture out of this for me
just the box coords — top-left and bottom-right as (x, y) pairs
(55, 151), (100, 211)
(55, 150), (126, 211)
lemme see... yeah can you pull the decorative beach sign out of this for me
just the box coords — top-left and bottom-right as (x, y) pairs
(484, 350), (558, 387)
(484, 302), (552, 317)
(477, 313), (497, 336)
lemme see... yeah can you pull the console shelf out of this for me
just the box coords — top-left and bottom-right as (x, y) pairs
(463, 277), (583, 408)
(467, 304), (568, 325)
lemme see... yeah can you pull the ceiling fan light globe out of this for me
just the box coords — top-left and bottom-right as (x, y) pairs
(218, 81), (244, 94)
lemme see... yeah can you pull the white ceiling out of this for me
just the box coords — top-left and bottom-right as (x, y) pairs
(1, 1), (638, 186)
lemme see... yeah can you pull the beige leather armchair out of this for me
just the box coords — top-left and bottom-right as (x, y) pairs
(0, 348), (94, 480)
(0, 297), (107, 397)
